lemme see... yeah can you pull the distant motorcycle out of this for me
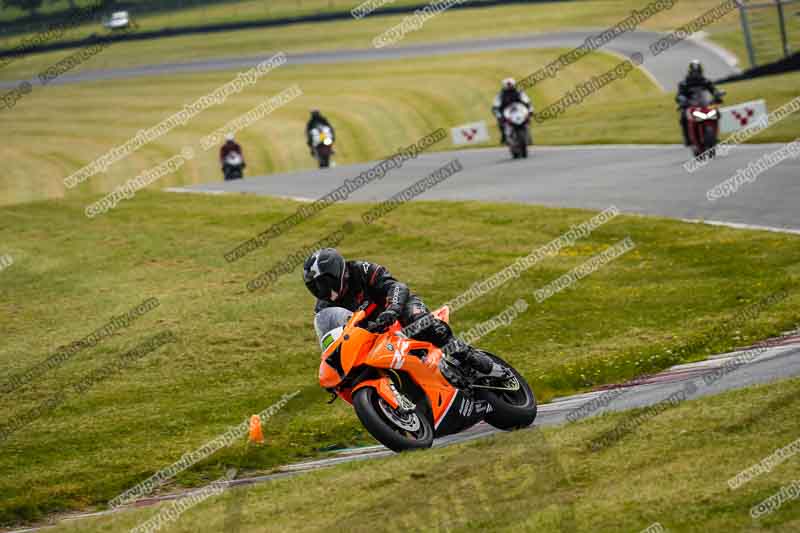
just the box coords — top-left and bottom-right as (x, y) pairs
(684, 88), (724, 158)
(310, 125), (335, 168)
(503, 102), (532, 159)
(222, 152), (244, 181)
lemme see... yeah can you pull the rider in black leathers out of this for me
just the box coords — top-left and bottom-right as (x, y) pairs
(676, 60), (724, 146)
(303, 248), (505, 384)
(492, 78), (532, 144)
(306, 110), (335, 155)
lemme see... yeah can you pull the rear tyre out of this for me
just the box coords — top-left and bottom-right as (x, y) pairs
(475, 352), (537, 430)
(353, 387), (434, 452)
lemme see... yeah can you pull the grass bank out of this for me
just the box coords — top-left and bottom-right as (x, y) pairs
(50, 376), (800, 532)
(1, 192), (799, 525)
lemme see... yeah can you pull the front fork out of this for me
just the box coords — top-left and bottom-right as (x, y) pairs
(352, 371), (416, 413)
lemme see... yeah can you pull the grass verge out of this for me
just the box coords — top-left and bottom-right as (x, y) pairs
(49, 375), (800, 532)
(1, 192), (799, 525)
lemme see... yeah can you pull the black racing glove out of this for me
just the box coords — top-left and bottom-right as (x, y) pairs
(371, 309), (399, 333)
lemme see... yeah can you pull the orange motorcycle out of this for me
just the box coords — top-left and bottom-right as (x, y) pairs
(318, 303), (537, 451)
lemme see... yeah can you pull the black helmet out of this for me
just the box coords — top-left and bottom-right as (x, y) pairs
(310, 109), (322, 119)
(303, 248), (347, 301)
(688, 60), (703, 77)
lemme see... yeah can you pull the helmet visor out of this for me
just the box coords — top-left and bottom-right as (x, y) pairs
(306, 273), (341, 301)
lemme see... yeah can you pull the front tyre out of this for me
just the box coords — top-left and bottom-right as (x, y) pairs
(353, 387), (434, 452)
(476, 352), (537, 430)
(704, 123), (718, 156)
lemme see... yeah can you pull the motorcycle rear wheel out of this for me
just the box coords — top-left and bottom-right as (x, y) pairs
(474, 352), (537, 430)
(353, 387), (434, 452)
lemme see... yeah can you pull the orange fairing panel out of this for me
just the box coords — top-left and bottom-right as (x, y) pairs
(432, 387), (458, 427)
(319, 360), (342, 389)
(340, 327), (376, 374)
(353, 376), (398, 409)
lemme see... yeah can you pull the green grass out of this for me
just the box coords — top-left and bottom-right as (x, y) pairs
(1, 191), (799, 526)
(0, 0), (749, 81)
(49, 375), (800, 531)
(4, 46), (800, 207)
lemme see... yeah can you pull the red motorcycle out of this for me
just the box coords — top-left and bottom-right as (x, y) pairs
(684, 88), (724, 158)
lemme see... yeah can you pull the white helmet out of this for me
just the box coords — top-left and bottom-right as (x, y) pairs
(502, 78), (516, 90)
(225, 133), (235, 142)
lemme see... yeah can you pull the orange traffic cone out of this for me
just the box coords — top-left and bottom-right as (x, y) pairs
(248, 414), (264, 445)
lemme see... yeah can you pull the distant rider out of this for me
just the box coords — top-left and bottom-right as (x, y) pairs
(676, 60), (723, 146)
(492, 78), (532, 144)
(219, 133), (245, 171)
(303, 248), (508, 386)
(306, 109), (335, 155)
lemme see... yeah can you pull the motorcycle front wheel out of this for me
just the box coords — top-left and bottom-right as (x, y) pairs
(353, 387), (434, 452)
(704, 123), (718, 158)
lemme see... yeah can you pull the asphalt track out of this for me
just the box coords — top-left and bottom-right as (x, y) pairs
(172, 143), (800, 233)
(0, 29), (738, 90)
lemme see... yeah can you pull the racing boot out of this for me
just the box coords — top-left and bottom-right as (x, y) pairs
(440, 343), (509, 387)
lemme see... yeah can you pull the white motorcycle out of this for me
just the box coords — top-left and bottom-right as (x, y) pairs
(502, 102), (532, 159)
(310, 126), (335, 168)
(223, 152), (244, 181)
